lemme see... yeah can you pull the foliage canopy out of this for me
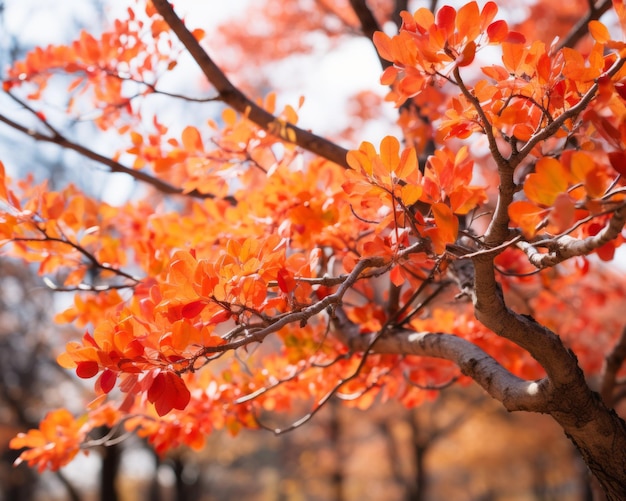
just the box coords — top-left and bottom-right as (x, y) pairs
(3, 0), (626, 497)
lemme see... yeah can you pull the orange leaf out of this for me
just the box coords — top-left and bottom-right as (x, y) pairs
(401, 184), (423, 206)
(548, 194), (576, 234)
(395, 147), (418, 181)
(508, 200), (545, 237)
(569, 151), (605, 198)
(613, 0), (626, 37)
(181, 126), (204, 152)
(588, 20), (611, 44)
(456, 2), (480, 40)
(380, 135), (400, 173)
(191, 28), (205, 41)
(524, 157), (568, 206)
(373, 32), (393, 61)
(430, 202), (458, 251)
(0, 161), (8, 201)
(390, 265), (405, 287)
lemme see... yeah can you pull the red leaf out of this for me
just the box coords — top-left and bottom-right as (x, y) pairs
(147, 372), (166, 404)
(315, 285), (333, 300)
(181, 300), (206, 319)
(390, 266), (405, 286)
(148, 371), (190, 416)
(615, 82), (626, 100)
(487, 20), (508, 43)
(458, 41), (476, 67)
(277, 267), (296, 293)
(505, 31), (526, 44)
(436, 6), (456, 36)
(208, 309), (231, 325)
(76, 360), (99, 379)
(96, 370), (117, 394)
(608, 151), (626, 176)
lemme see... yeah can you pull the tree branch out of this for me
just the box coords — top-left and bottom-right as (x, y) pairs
(0, 111), (237, 202)
(452, 66), (515, 246)
(330, 307), (548, 412)
(151, 0), (351, 169)
(188, 254), (390, 362)
(556, 0), (613, 51)
(518, 206), (626, 268)
(515, 55), (626, 165)
(348, 0), (391, 69)
(391, 0), (409, 30)
(471, 255), (584, 391)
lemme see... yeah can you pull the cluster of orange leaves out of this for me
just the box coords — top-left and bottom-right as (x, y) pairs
(343, 136), (486, 256)
(2, 1), (192, 130)
(120, 94), (303, 197)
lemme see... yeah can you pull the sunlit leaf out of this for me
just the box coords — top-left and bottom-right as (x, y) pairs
(524, 157), (568, 206)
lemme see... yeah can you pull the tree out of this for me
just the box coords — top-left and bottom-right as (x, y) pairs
(2, 0), (626, 498)
(0, 258), (84, 501)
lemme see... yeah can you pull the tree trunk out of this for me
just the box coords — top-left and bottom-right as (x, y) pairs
(555, 404), (626, 501)
(407, 416), (427, 501)
(99, 438), (120, 501)
(328, 399), (346, 501)
(470, 258), (626, 498)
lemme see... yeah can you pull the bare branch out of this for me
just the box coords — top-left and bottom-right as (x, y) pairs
(12, 234), (140, 284)
(518, 206), (626, 268)
(0, 111), (235, 203)
(256, 318), (388, 434)
(151, 0), (351, 169)
(331, 306), (549, 412)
